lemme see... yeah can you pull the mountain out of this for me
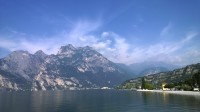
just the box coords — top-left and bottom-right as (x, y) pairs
(139, 67), (169, 76)
(129, 61), (179, 76)
(0, 44), (130, 91)
(115, 61), (179, 78)
(119, 63), (200, 89)
(115, 63), (135, 76)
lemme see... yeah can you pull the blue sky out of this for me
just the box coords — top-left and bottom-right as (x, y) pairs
(0, 0), (200, 65)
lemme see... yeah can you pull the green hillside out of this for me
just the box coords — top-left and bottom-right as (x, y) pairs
(118, 63), (200, 91)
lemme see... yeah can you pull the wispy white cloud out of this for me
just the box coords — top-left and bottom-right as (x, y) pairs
(101, 32), (109, 37)
(95, 31), (199, 65)
(0, 38), (16, 49)
(0, 19), (102, 55)
(0, 19), (199, 66)
(160, 22), (172, 36)
(181, 31), (198, 43)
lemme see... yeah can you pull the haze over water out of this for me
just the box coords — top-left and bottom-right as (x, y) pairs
(0, 90), (200, 112)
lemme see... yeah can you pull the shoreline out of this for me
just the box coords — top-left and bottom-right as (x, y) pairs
(136, 89), (200, 96)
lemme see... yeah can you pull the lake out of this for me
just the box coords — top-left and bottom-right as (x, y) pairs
(0, 90), (200, 112)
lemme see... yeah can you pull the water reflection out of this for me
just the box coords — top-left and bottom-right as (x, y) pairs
(31, 91), (65, 112)
(139, 91), (200, 112)
(29, 90), (137, 112)
(0, 90), (200, 112)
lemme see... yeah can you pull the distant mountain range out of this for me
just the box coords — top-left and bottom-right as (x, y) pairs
(119, 63), (200, 89)
(116, 61), (179, 77)
(0, 44), (130, 91)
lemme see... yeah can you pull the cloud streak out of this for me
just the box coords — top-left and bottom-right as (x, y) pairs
(0, 19), (102, 54)
(160, 22), (172, 36)
(181, 31), (198, 43)
(0, 20), (199, 66)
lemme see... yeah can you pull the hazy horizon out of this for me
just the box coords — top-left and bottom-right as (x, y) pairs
(0, 0), (200, 66)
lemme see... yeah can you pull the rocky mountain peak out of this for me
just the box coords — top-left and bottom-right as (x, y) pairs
(57, 44), (76, 55)
(79, 45), (93, 50)
(5, 50), (30, 60)
(0, 44), (130, 91)
(34, 50), (47, 58)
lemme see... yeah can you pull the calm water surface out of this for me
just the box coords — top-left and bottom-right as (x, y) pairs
(0, 90), (200, 112)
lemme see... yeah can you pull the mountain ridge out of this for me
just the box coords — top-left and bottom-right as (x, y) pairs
(0, 44), (130, 91)
(119, 63), (200, 89)
(116, 61), (179, 78)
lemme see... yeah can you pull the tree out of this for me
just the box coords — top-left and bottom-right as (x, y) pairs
(184, 78), (193, 87)
(141, 77), (154, 90)
(181, 84), (192, 91)
(141, 77), (146, 89)
(125, 83), (135, 89)
(192, 71), (200, 88)
(145, 83), (154, 90)
(164, 83), (175, 88)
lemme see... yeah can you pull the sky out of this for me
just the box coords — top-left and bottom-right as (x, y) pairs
(0, 0), (200, 65)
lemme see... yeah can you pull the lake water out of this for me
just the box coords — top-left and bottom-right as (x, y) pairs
(0, 90), (200, 112)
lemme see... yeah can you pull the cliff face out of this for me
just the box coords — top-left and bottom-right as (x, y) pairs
(120, 63), (200, 89)
(0, 44), (130, 91)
